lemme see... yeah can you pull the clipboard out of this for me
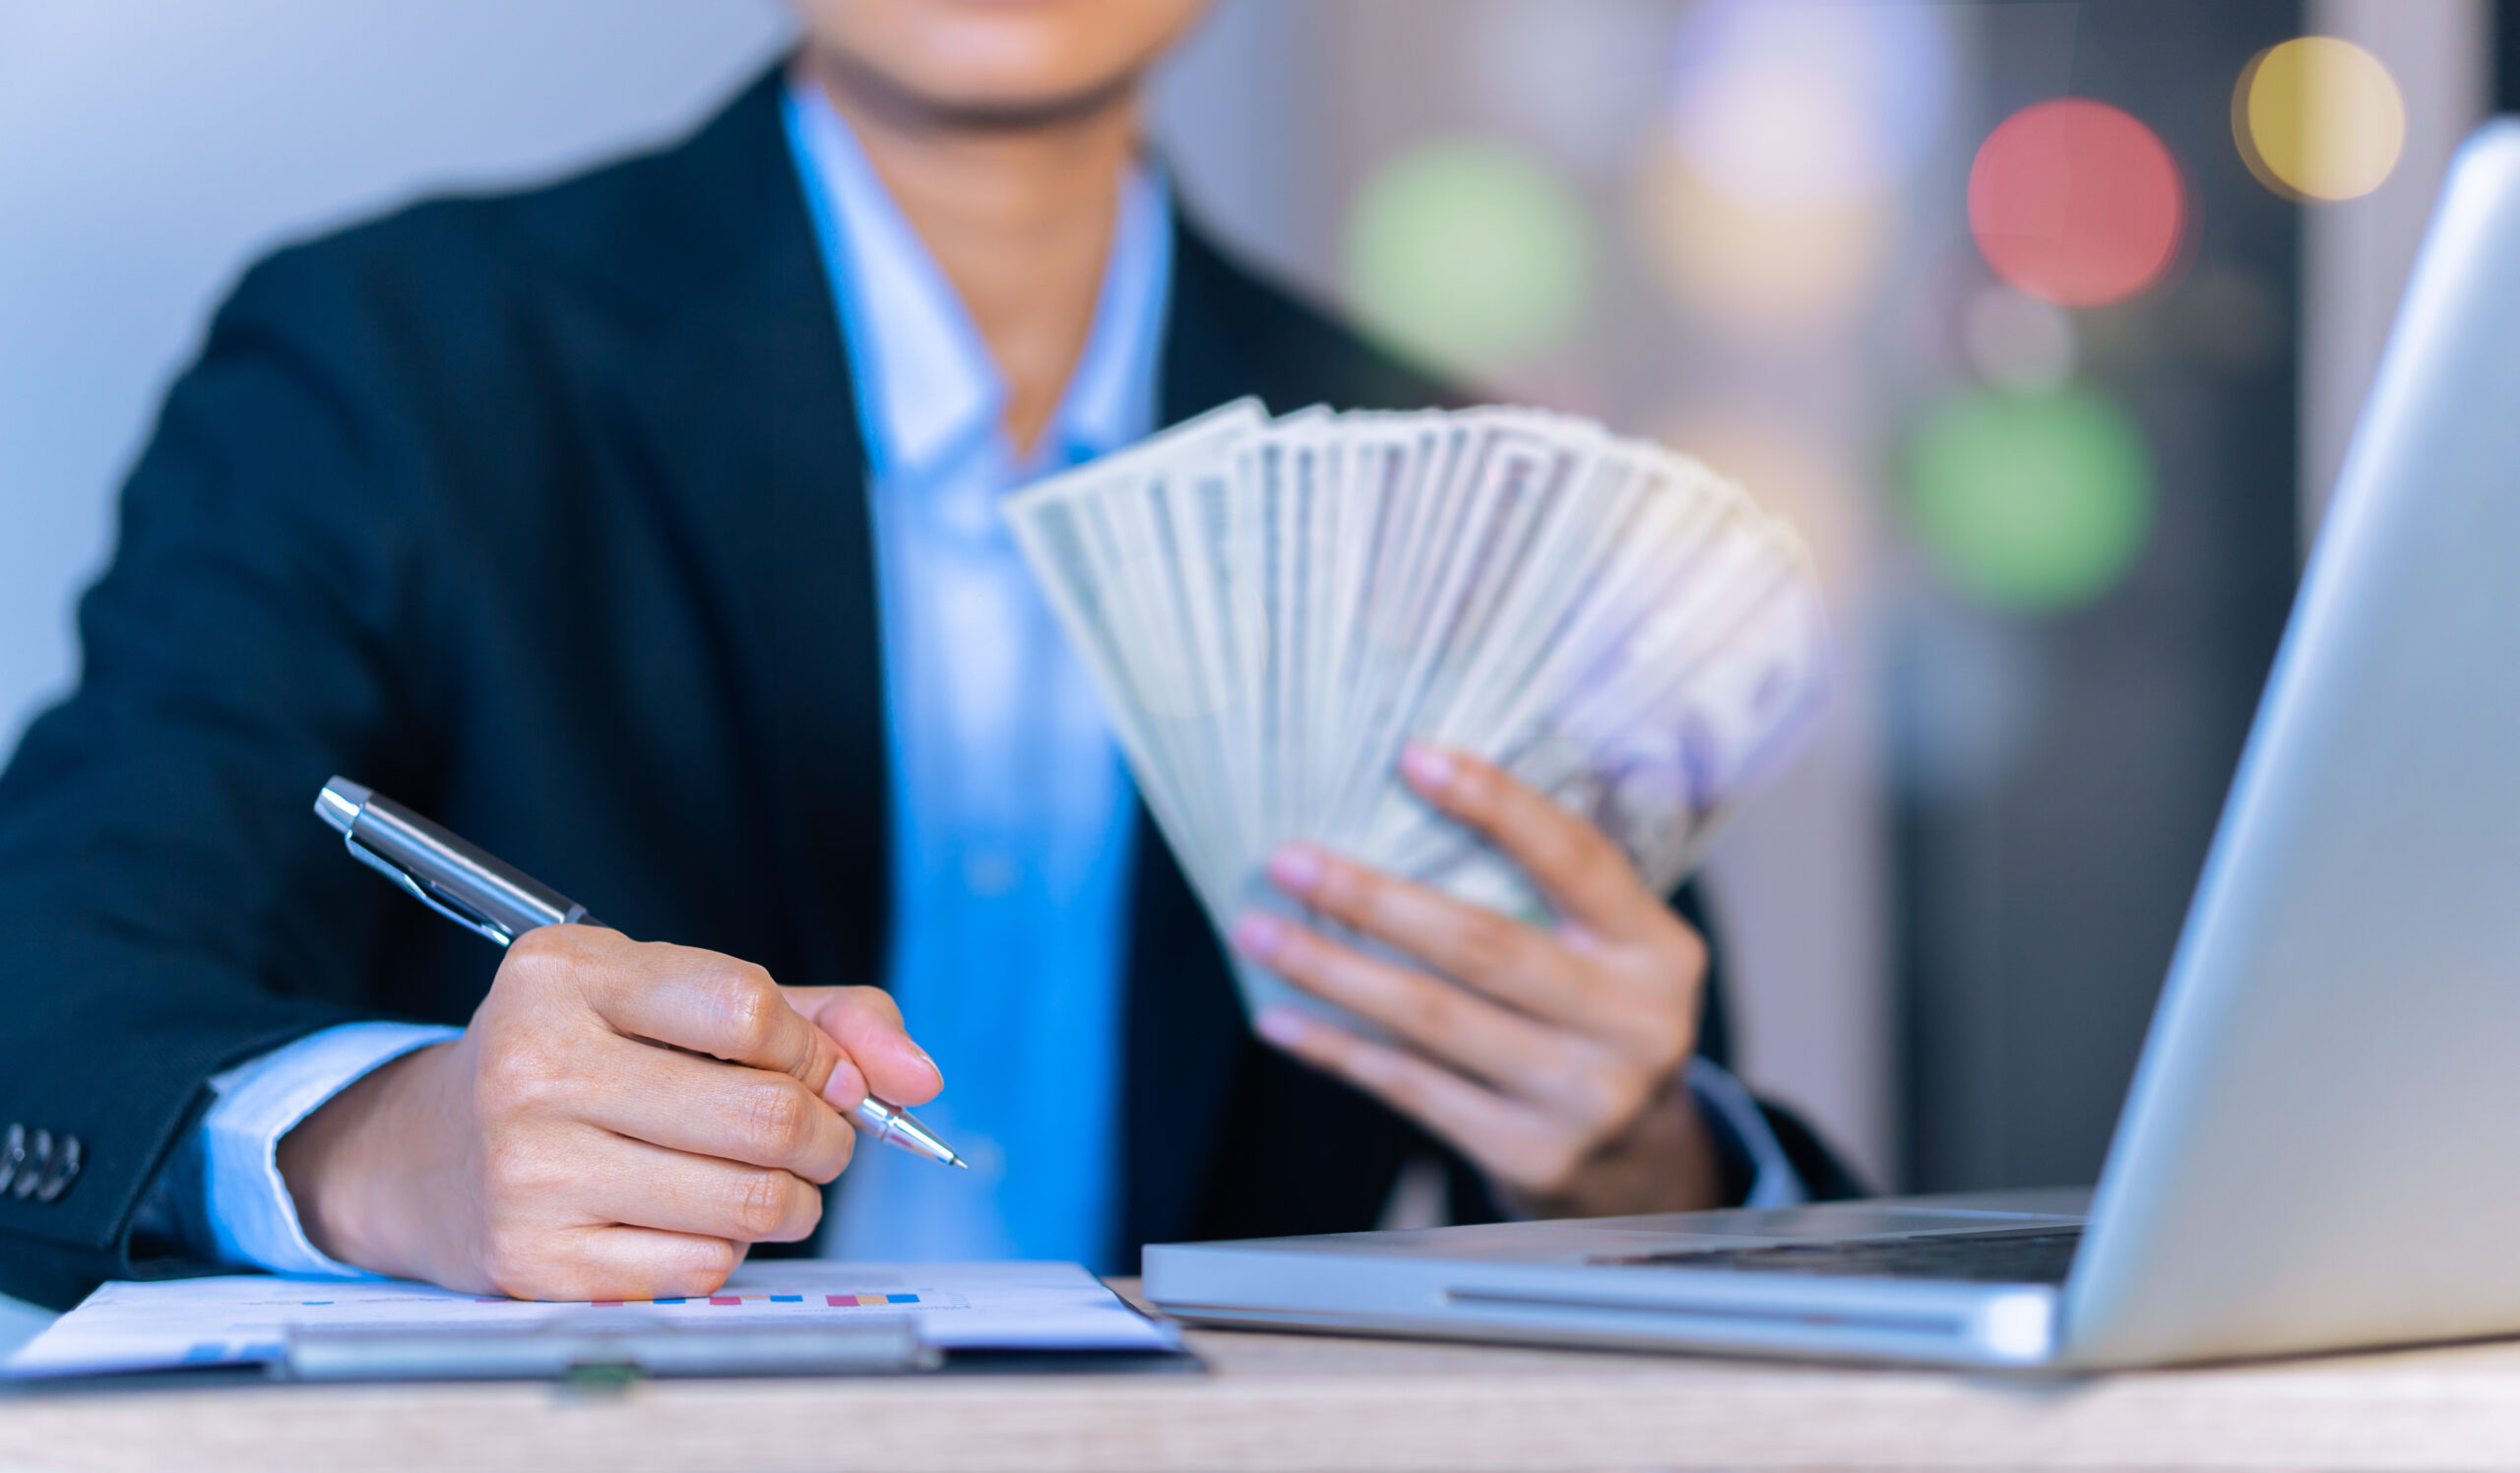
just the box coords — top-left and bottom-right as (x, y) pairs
(283, 1313), (938, 1382)
(5, 1262), (1199, 1387)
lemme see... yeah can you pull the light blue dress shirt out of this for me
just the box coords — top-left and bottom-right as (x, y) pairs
(187, 83), (1802, 1281)
(785, 79), (1154, 1267)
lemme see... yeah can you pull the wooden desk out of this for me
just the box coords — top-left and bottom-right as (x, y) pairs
(7, 1283), (2520, 1472)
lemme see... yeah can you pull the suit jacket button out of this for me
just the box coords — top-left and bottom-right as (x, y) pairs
(11, 1129), (50, 1200)
(32, 1134), (80, 1203)
(0, 1123), (22, 1194)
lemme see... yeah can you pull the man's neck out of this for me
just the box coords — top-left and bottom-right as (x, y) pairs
(803, 55), (1141, 458)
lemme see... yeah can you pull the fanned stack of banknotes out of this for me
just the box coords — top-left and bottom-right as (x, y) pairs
(1005, 399), (1826, 1029)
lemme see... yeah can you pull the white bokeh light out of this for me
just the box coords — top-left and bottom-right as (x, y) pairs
(1667, 0), (1952, 207)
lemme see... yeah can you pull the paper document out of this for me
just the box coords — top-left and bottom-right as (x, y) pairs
(6, 1260), (1174, 1378)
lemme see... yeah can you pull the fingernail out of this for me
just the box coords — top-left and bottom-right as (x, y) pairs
(1402, 743), (1457, 793)
(913, 1046), (942, 1084)
(1267, 845), (1325, 895)
(1254, 1007), (1308, 1048)
(1230, 912), (1286, 960)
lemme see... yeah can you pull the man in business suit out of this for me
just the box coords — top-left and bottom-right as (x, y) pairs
(0, 0), (1850, 1310)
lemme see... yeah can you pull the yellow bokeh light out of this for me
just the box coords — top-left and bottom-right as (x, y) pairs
(2235, 36), (2405, 203)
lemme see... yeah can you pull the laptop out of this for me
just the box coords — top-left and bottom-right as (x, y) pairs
(1143, 122), (2520, 1371)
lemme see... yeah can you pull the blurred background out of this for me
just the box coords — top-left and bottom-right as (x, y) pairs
(0, 2), (2498, 1319)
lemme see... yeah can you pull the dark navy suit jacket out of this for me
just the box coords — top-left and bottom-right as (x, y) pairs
(0, 70), (1854, 1310)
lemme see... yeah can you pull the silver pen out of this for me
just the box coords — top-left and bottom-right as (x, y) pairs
(313, 777), (966, 1169)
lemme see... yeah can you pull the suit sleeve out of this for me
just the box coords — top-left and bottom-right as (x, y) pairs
(0, 248), (453, 1308)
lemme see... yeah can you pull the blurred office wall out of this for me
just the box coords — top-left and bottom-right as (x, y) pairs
(1893, 1), (2304, 1192)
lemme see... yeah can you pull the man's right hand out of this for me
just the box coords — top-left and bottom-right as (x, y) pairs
(276, 927), (941, 1301)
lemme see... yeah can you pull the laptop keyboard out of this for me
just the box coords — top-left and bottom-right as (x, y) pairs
(1604, 1227), (2083, 1285)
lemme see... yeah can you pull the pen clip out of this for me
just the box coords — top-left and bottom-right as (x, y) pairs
(343, 832), (518, 947)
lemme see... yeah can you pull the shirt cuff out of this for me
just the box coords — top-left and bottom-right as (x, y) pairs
(1687, 1057), (1809, 1210)
(197, 1021), (461, 1276)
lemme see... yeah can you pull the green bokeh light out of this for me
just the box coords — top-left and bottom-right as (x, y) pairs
(1341, 139), (1589, 374)
(1903, 387), (2153, 613)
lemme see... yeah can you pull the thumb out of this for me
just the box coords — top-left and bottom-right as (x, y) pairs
(782, 986), (944, 1111)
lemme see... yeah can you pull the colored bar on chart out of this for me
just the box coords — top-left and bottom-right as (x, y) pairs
(770, 1295), (803, 1303)
(709, 1296), (742, 1306)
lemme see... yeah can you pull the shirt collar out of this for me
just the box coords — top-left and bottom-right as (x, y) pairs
(783, 74), (1171, 480)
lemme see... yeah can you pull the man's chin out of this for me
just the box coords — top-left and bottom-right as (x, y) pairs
(805, 45), (1143, 135)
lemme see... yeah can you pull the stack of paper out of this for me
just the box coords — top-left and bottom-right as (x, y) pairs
(1005, 399), (1825, 1028)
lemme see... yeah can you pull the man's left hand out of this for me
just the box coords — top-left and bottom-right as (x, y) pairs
(1230, 743), (1726, 1218)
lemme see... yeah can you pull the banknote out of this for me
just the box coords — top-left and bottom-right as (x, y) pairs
(1004, 399), (1824, 1035)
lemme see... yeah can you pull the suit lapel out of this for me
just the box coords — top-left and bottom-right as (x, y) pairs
(594, 72), (889, 995)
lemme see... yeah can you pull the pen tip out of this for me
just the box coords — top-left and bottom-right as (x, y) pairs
(949, 1156), (970, 1170)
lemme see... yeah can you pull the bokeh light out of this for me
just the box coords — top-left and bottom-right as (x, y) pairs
(1636, 136), (1890, 329)
(1969, 99), (2188, 308)
(1342, 139), (1589, 373)
(1667, 0), (1951, 207)
(1961, 285), (2078, 394)
(1903, 387), (2153, 613)
(2235, 36), (2405, 202)
(1641, 0), (1946, 329)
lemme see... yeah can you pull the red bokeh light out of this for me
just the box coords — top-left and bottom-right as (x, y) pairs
(1968, 99), (2187, 307)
